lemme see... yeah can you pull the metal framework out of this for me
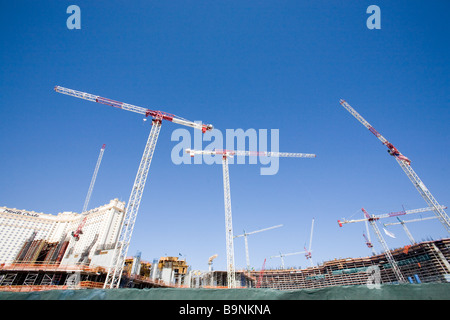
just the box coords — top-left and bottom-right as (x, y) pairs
(221, 155), (236, 288)
(186, 148), (315, 287)
(362, 208), (406, 283)
(55, 86), (213, 289)
(82, 144), (106, 213)
(338, 206), (443, 282)
(104, 118), (162, 288)
(234, 224), (283, 271)
(338, 206), (444, 226)
(339, 99), (450, 233)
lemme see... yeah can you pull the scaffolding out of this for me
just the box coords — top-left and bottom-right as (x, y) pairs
(250, 238), (450, 290)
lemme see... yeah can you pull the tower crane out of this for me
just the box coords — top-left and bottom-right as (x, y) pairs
(363, 218), (376, 255)
(338, 205), (446, 227)
(82, 144), (106, 213)
(339, 99), (450, 233)
(304, 218), (314, 267)
(340, 208), (407, 283)
(55, 86), (213, 289)
(256, 258), (266, 288)
(234, 224), (283, 271)
(363, 232), (376, 255)
(339, 206), (445, 281)
(186, 148), (315, 287)
(72, 217), (87, 241)
(270, 251), (305, 269)
(270, 218), (315, 268)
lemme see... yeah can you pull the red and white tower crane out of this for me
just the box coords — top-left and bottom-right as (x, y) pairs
(234, 224), (283, 271)
(304, 218), (314, 267)
(339, 206), (444, 253)
(186, 148), (315, 288)
(339, 99), (450, 233)
(338, 206), (443, 283)
(55, 86), (213, 289)
(256, 258), (266, 288)
(82, 144), (106, 213)
(363, 231), (376, 255)
(72, 217), (87, 241)
(340, 208), (407, 283)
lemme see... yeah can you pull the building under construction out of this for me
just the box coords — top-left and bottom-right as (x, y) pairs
(244, 238), (450, 290)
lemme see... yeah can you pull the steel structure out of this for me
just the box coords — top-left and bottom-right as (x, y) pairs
(55, 86), (213, 289)
(339, 99), (450, 233)
(256, 258), (266, 288)
(304, 218), (314, 267)
(82, 144), (106, 213)
(234, 224), (283, 271)
(340, 208), (407, 283)
(186, 148), (315, 287)
(338, 206), (444, 227)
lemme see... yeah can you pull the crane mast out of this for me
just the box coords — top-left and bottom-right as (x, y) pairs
(55, 86), (212, 289)
(82, 144), (106, 213)
(339, 99), (450, 233)
(361, 208), (406, 283)
(305, 218), (314, 267)
(339, 207), (411, 283)
(187, 148), (315, 288)
(221, 154), (236, 288)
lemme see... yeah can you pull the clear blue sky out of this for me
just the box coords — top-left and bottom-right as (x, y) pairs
(1, 1), (449, 271)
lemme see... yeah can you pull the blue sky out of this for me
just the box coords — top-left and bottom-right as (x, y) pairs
(1, 1), (449, 271)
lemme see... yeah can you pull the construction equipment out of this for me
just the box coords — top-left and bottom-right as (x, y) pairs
(338, 206), (445, 227)
(384, 215), (438, 245)
(270, 251), (305, 269)
(256, 258), (266, 288)
(208, 254), (218, 272)
(363, 218), (376, 255)
(234, 224), (283, 271)
(55, 86), (213, 289)
(186, 148), (315, 288)
(71, 217), (87, 241)
(270, 218), (315, 268)
(363, 232), (375, 254)
(339, 99), (450, 233)
(340, 208), (407, 283)
(82, 144), (106, 213)
(304, 218), (314, 267)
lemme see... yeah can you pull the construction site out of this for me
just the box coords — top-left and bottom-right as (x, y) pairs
(0, 86), (449, 294)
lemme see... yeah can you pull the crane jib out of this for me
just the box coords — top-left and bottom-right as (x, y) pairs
(95, 96), (175, 121)
(368, 126), (380, 138)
